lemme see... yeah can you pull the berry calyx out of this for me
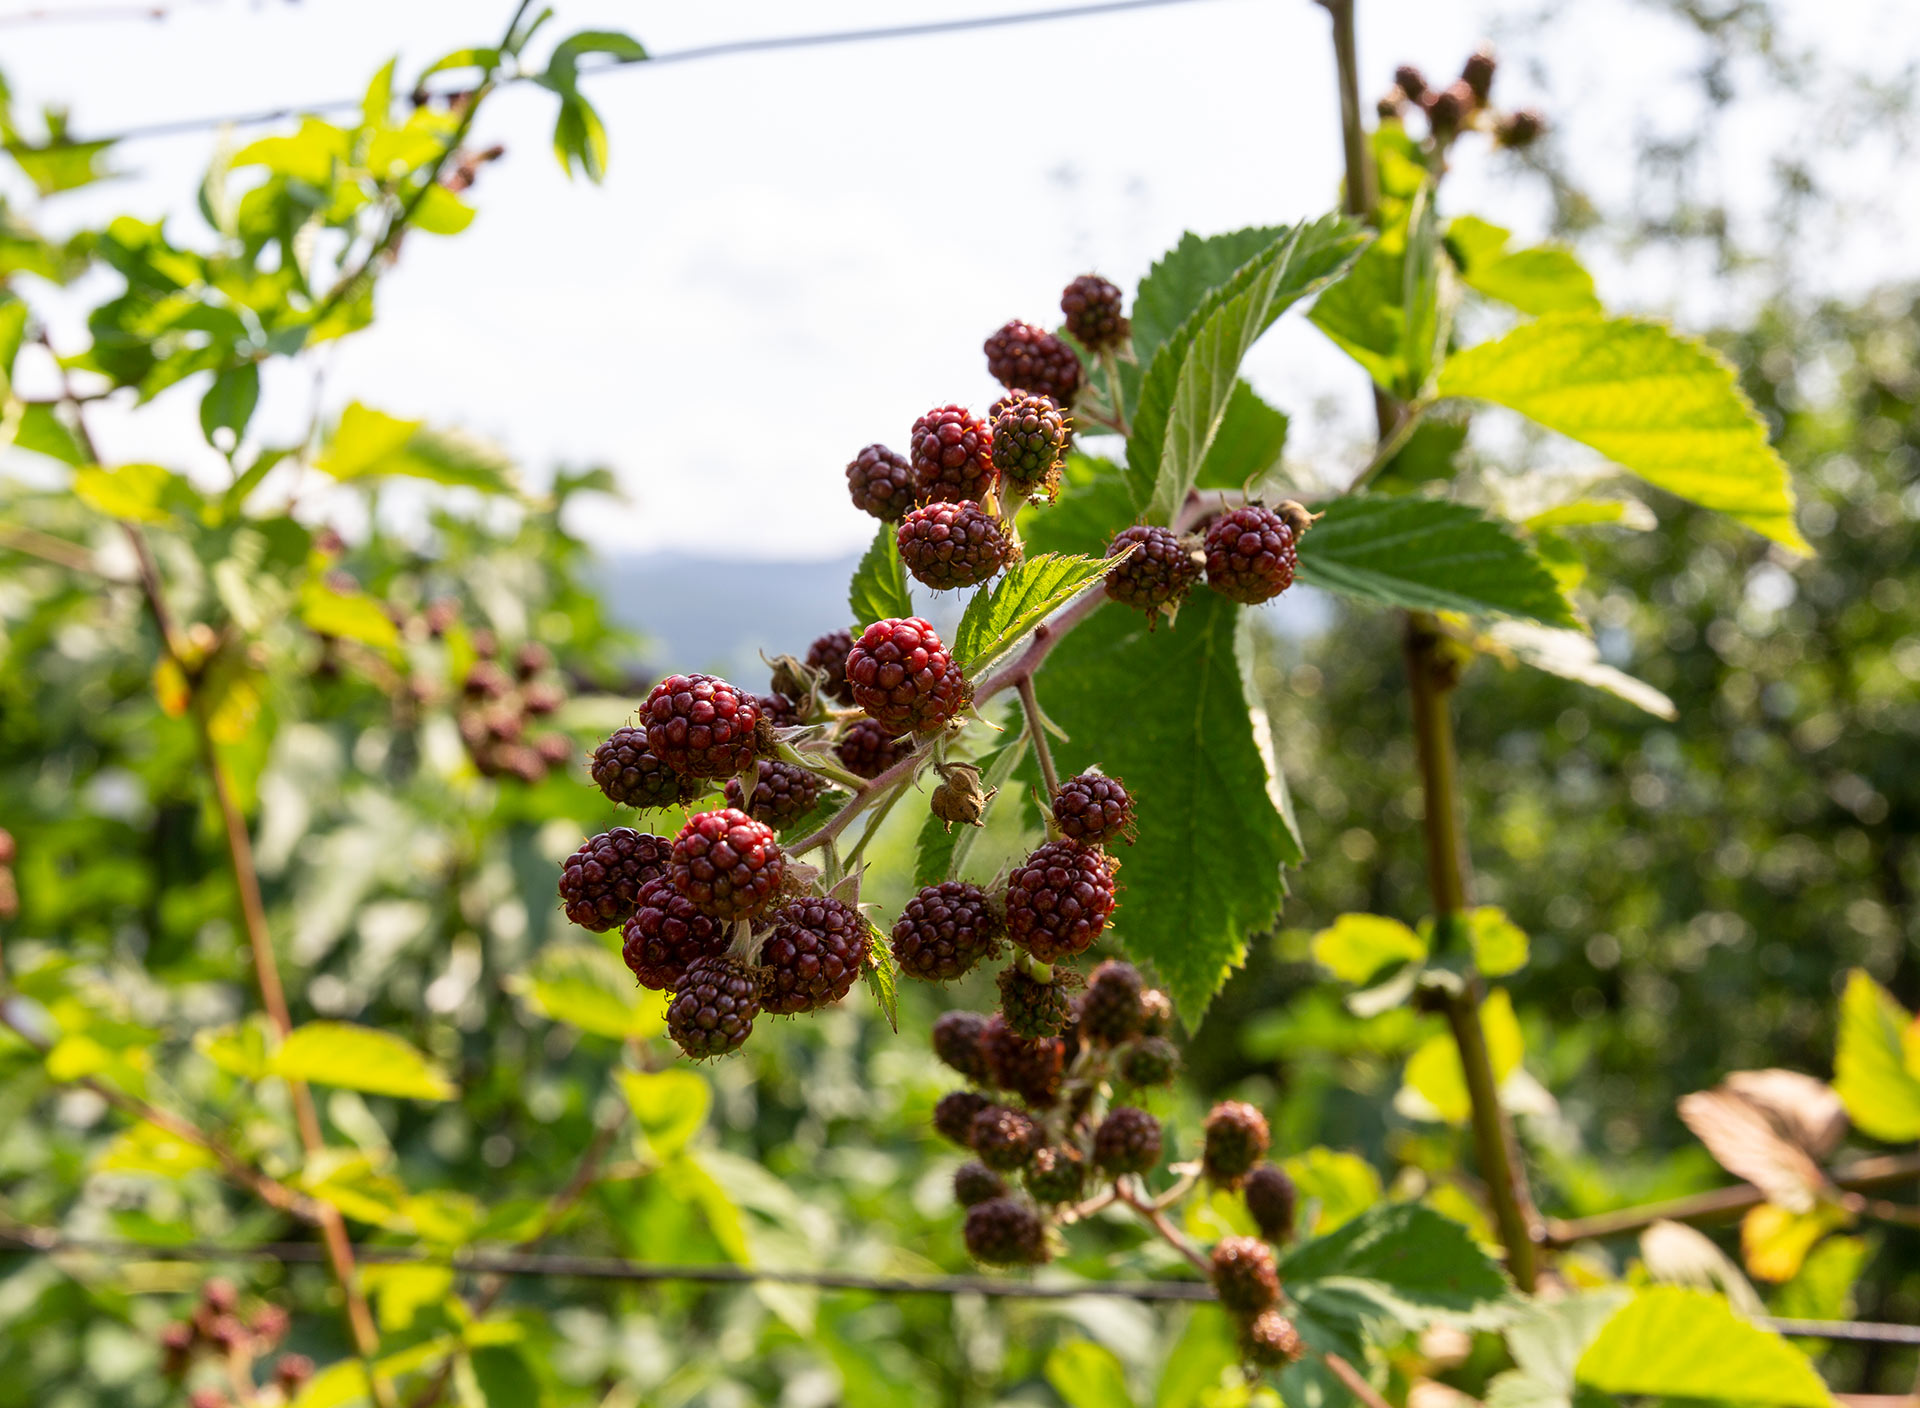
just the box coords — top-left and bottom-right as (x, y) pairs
(643, 673), (761, 778)
(981, 1015), (1066, 1108)
(953, 1160), (1008, 1207)
(665, 954), (762, 1059)
(1005, 839), (1118, 963)
(1210, 1236), (1280, 1314)
(1077, 959), (1145, 1043)
(1203, 1100), (1272, 1186)
(805, 629), (856, 705)
(725, 759), (826, 829)
(1202, 505), (1298, 605)
(1241, 1310), (1303, 1368)
(846, 443), (916, 522)
(1242, 1164), (1298, 1244)
(996, 964), (1073, 1040)
(758, 896), (866, 1014)
(622, 876), (730, 990)
(970, 1104), (1041, 1171)
(1117, 1035), (1180, 1087)
(1024, 1144), (1088, 1205)
(669, 808), (786, 920)
(1060, 274), (1128, 352)
(964, 1197), (1049, 1266)
(1092, 1106), (1163, 1176)
(910, 404), (996, 505)
(1105, 525), (1201, 620)
(932, 1010), (994, 1085)
(846, 617), (970, 735)
(934, 1089), (992, 1146)
(984, 320), (1082, 406)
(836, 717), (911, 780)
(893, 881), (1002, 982)
(989, 392), (1070, 503)
(1050, 770), (1136, 846)
(558, 828), (671, 932)
(897, 500), (1013, 591)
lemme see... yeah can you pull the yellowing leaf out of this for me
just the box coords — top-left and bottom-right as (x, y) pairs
(73, 462), (180, 524)
(1467, 907), (1529, 977)
(316, 402), (422, 480)
(1742, 1202), (1849, 1284)
(1311, 912), (1427, 985)
(1832, 969), (1920, 1142)
(511, 944), (665, 1041)
(1280, 1146), (1383, 1234)
(410, 183), (475, 236)
(270, 1021), (454, 1101)
(95, 1121), (218, 1178)
(298, 579), (401, 650)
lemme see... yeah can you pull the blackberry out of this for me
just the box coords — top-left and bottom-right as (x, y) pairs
(464, 660), (513, 700)
(1051, 771), (1135, 846)
(757, 691), (804, 729)
(984, 320), (1082, 406)
(1092, 1106), (1163, 1176)
(523, 681), (565, 716)
(934, 1089), (992, 1146)
(1424, 82), (1471, 139)
(1461, 45), (1496, 103)
(274, 1355), (318, 1392)
(910, 405), (996, 505)
(622, 876), (730, 990)
(892, 881), (1002, 982)
(846, 617), (970, 735)
(836, 717), (911, 780)
(1077, 960), (1145, 1042)
(533, 732), (573, 767)
(1202, 505), (1298, 605)
(954, 1160), (1008, 1207)
(932, 1010), (994, 1084)
(558, 828), (670, 932)
(1005, 839), (1117, 963)
(1118, 1037), (1180, 1087)
(1241, 1310), (1303, 1368)
(725, 759), (826, 829)
(1210, 1236), (1279, 1314)
(846, 443), (916, 522)
(669, 808), (786, 920)
(1203, 1101), (1272, 1187)
(996, 964), (1073, 1039)
(643, 673), (761, 778)
(1496, 108), (1545, 149)
(1024, 1144), (1087, 1205)
(1393, 63), (1428, 101)
(1105, 525), (1202, 619)
(806, 629), (856, 704)
(1139, 988), (1173, 1036)
(981, 1015), (1066, 1108)
(1242, 1164), (1298, 1244)
(514, 642), (552, 681)
(970, 1104), (1041, 1171)
(964, 1197), (1048, 1266)
(897, 500), (1013, 591)
(666, 955), (762, 1059)
(1060, 274), (1128, 352)
(989, 392), (1070, 503)
(758, 896), (866, 1014)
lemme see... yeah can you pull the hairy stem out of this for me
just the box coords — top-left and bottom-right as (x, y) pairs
(1017, 676), (1061, 797)
(1114, 1180), (1210, 1277)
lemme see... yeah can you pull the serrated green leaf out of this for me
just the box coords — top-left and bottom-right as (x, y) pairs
(1449, 215), (1601, 316)
(912, 733), (1029, 887)
(952, 552), (1113, 673)
(1020, 452), (1137, 560)
(1194, 380), (1288, 490)
(513, 943), (665, 1041)
(1486, 1289), (1633, 1408)
(1131, 225), (1287, 364)
(1832, 968), (1920, 1142)
(1046, 1341), (1135, 1408)
(1038, 592), (1297, 1022)
(1312, 913), (1427, 985)
(1437, 314), (1806, 551)
(1280, 1200), (1514, 1328)
(617, 1068), (710, 1157)
(1468, 907), (1529, 977)
(1309, 238), (1408, 391)
(1297, 494), (1579, 627)
(863, 922), (898, 1033)
(299, 579), (401, 650)
(270, 1021), (454, 1101)
(1575, 1287), (1834, 1405)
(848, 520), (913, 629)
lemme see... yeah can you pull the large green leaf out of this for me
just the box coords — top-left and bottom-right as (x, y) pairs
(952, 552), (1112, 673)
(1194, 380), (1288, 489)
(270, 1021), (455, 1101)
(1045, 1341), (1135, 1408)
(1574, 1287), (1834, 1406)
(1297, 495), (1579, 627)
(848, 521), (913, 629)
(1436, 315), (1806, 551)
(512, 943), (666, 1041)
(1832, 968), (1920, 1142)
(1447, 215), (1600, 316)
(1039, 591), (1298, 1022)
(1308, 237), (1407, 391)
(1279, 1201), (1513, 1329)
(1131, 225), (1285, 364)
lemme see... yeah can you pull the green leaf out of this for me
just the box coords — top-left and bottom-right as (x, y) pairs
(1448, 215), (1600, 316)
(1312, 913), (1428, 985)
(912, 733), (1029, 887)
(863, 921), (898, 1033)
(95, 1120), (219, 1178)
(952, 552), (1112, 673)
(1130, 225), (1286, 364)
(848, 521), (913, 629)
(552, 94), (610, 182)
(1280, 1201), (1514, 1328)
(1401, 182), (1444, 393)
(1486, 1289), (1632, 1408)
(1482, 620), (1678, 720)
(617, 1069), (710, 1158)
(1154, 1306), (1238, 1408)
(1020, 452), (1137, 560)
(1297, 494), (1579, 628)
(194, 1017), (275, 1081)
(299, 579), (401, 650)
(1575, 1287), (1834, 1406)
(541, 29), (648, 95)
(1832, 968), (1920, 1142)
(1309, 238), (1408, 391)
(270, 1021), (455, 1101)
(73, 462), (196, 525)
(1281, 1147), (1384, 1235)
(6, 137), (118, 196)
(1468, 907), (1529, 977)
(409, 183), (475, 236)
(1046, 1341), (1135, 1408)
(317, 402), (421, 477)
(1039, 591), (1298, 1022)
(1436, 314), (1806, 551)
(513, 944), (665, 1041)
(1193, 380), (1288, 490)
(315, 404), (516, 493)
(198, 364), (260, 448)
(16, 403), (86, 465)
(232, 118), (351, 185)
(472, 1346), (541, 1408)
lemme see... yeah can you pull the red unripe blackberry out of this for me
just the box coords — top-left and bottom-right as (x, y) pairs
(846, 617), (970, 735)
(0, 828), (15, 866)
(523, 681), (565, 716)
(989, 392), (1070, 503)
(964, 1197), (1049, 1266)
(725, 759), (826, 829)
(1093, 1105), (1163, 1176)
(806, 629), (856, 704)
(1242, 1163), (1298, 1243)
(1425, 82), (1471, 138)
(592, 726), (695, 809)
(464, 659), (512, 700)
(954, 1160), (1009, 1207)
(1060, 274), (1128, 352)
(910, 404), (996, 505)
(984, 320), (1082, 406)
(251, 1303), (290, 1346)
(846, 443), (916, 522)
(160, 1320), (194, 1356)
(274, 1354), (318, 1392)
(1051, 771), (1136, 846)
(666, 954), (761, 1058)
(981, 1015), (1066, 1108)
(1203, 505), (1298, 605)
(1078, 959), (1145, 1042)
(1241, 1310), (1303, 1368)
(200, 1278), (238, 1315)
(643, 673), (761, 779)
(971, 1104), (1041, 1171)
(559, 828), (671, 932)
(893, 881), (1002, 982)
(1139, 988), (1173, 1036)
(1005, 839), (1118, 963)
(1203, 1101), (1272, 1186)
(932, 1009), (995, 1084)
(1024, 1144), (1088, 1205)
(1118, 1035), (1180, 1087)
(1393, 63), (1428, 101)
(622, 876), (730, 990)
(1210, 1236), (1280, 1314)
(757, 691), (803, 729)
(188, 1391), (228, 1408)
(1105, 525), (1201, 617)
(758, 896), (867, 1014)
(1496, 107), (1545, 149)
(934, 1089), (991, 1146)
(996, 964), (1073, 1039)
(533, 733), (573, 769)
(1461, 45), (1496, 103)
(897, 500), (1013, 591)
(514, 641), (552, 681)
(836, 717), (911, 780)
(669, 808), (786, 920)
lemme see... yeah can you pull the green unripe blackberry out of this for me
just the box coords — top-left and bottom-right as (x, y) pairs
(996, 964), (1074, 1039)
(1024, 1144), (1088, 1205)
(1117, 1035), (1180, 1087)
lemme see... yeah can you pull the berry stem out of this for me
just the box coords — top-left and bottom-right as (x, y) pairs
(1017, 677), (1061, 797)
(1150, 1170), (1198, 1212)
(1013, 949), (1054, 986)
(841, 772), (911, 873)
(1346, 398), (1428, 493)
(1114, 1179), (1211, 1277)
(1322, 1353), (1396, 1408)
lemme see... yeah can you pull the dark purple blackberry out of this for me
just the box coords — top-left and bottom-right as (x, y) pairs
(1202, 1101), (1271, 1187)
(758, 896), (867, 1014)
(725, 759), (826, 829)
(806, 629), (856, 705)
(983, 320), (1082, 406)
(964, 1197), (1048, 1266)
(1004, 839), (1118, 963)
(1242, 1164), (1298, 1244)
(1050, 771), (1136, 846)
(1077, 960), (1144, 1043)
(622, 876), (730, 990)
(897, 501), (1013, 591)
(1059, 274), (1128, 353)
(1202, 505), (1298, 605)
(934, 1089), (991, 1146)
(909, 405), (996, 505)
(970, 1104), (1041, 1171)
(1024, 1145), (1087, 1205)
(1210, 1236), (1279, 1314)
(643, 673), (761, 778)
(665, 955), (761, 1059)
(980, 1015), (1065, 1108)
(1117, 1036), (1180, 1087)
(953, 1160), (1008, 1207)
(594, 724), (676, 805)
(933, 1010), (995, 1085)
(756, 691), (804, 729)
(846, 443), (916, 522)
(892, 882), (1002, 982)
(558, 828), (670, 932)
(1092, 1106), (1162, 1176)
(836, 717), (911, 780)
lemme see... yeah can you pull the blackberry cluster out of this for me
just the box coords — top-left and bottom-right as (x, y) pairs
(1377, 44), (1540, 152)
(457, 636), (573, 782)
(158, 1280), (311, 1398)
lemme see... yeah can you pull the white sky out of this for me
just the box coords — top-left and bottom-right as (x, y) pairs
(4, 0), (1917, 558)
